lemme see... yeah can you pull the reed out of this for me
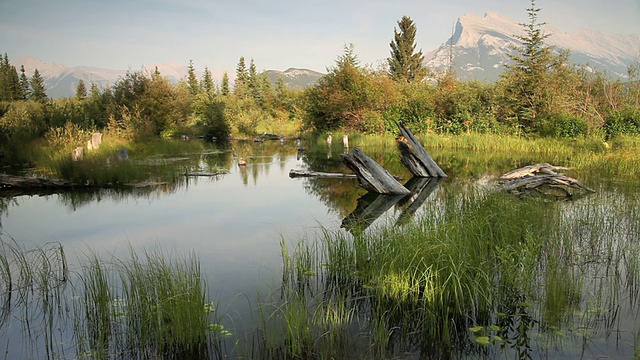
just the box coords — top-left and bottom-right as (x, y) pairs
(74, 247), (221, 359)
(258, 181), (640, 359)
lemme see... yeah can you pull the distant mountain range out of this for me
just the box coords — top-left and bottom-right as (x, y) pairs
(425, 11), (640, 81)
(16, 57), (324, 99)
(14, 11), (640, 98)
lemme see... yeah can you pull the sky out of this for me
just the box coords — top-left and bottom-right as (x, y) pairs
(1, 0), (639, 75)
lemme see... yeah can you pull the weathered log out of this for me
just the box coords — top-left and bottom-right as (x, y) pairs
(0, 173), (72, 189)
(499, 163), (570, 180)
(341, 147), (410, 195)
(498, 163), (595, 198)
(289, 169), (357, 179)
(396, 122), (447, 178)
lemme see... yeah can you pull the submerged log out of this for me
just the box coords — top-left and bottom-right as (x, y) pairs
(0, 173), (72, 189)
(289, 169), (357, 179)
(341, 147), (410, 195)
(499, 163), (595, 199)
(396, 122), (447, 178)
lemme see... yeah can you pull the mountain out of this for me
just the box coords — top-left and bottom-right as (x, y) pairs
(263, 68), (324, 90)
(425, 11), (640, 82)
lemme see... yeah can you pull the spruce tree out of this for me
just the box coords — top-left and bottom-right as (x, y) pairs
(29, 68), (47, 102)
(76, 79), (87, 100)
(503, 0), (553, 128)
(221, 72), (230, 96)
(187, 59), (199, 95)
(19, 65), (29, 100)
(201, 66), (214, 94)
(387, 16), (427, 83)
(234, 56), (247, 96)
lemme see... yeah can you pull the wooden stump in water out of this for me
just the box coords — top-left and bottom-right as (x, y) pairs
(396, 122), (447, 178)
(341, 147), (410, 195)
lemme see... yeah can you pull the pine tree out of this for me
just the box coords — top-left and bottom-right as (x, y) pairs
(187, 59), (199, 95)
(387, 16), (427, 83)
(503, 0), (554, 128)
(19, 65), (29, 100)
(29, 68), (47, 102)
(336, 43), (359, 69)
(234, 56), (247, 96)
(201, 66), (214, 94)
(76, 79), (87, 100)
(221, 72), (230, 96)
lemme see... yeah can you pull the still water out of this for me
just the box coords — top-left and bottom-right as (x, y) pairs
(0, 138), (638, 359)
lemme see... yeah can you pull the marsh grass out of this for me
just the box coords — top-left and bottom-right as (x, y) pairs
(257, 184), (640, 359)
(74, 247), (218, 359)
(0, 237), (69, 359)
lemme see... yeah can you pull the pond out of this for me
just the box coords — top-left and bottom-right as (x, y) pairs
(0, 137), (638, 359)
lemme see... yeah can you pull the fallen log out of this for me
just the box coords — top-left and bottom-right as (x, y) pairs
(396, 122), (447, 178)
(341, 147), (410, 195)
(0, 173), (72, 189)
(499, 163), (569, 180)
(499, 163), (595, 199)
(289, 169), (357, 179)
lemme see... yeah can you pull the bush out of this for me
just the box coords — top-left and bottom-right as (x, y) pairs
(539, 113), (588, 138)
(604, 109), (640, 138)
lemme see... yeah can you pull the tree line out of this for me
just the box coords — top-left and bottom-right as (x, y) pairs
(1, 0), (638, 161)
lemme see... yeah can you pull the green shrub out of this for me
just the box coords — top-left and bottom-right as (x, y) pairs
(539, 113), (588, 138)
(605, 109), (640, 138)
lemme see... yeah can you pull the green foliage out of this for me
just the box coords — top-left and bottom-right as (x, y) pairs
(539, 112), (588, 138)
(75, 79), (87, 100)
(604, 108), (640, 137)
(191, 93), (230, 140)
(387, 16), (427, 83)
(29, 68), (48, 102)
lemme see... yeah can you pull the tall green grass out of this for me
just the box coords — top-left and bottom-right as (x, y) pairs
(74, 247), (220, 359)
(258, 184), (640, 359)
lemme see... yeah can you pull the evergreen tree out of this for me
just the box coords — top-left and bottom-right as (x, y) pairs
(76, 79), (87, 100)
(29, 68), (47, 102)
(0, 53), (22, 101)
(19, 65), (29, 100)
(502, 0), (554, 129)
(221, 72), (230, 96)
(387, 16), (427, 83)
(234, 56), (247, 96)
(187, 59), (199, 95)
(201, 66), (214, 94)
(336, 43), (359, 69)
(247, 58), (264, 105)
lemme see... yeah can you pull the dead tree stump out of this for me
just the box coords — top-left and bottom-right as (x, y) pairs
(396, 122), (447, 178)
(341, 147), (410, 195)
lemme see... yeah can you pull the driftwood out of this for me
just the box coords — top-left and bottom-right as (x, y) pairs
(499, 163), (595, 198)
(289, 169), (357, 179)
(396, 122), (447, 178)
(0, 173), (72, 189)
(341, 147), (410, 195)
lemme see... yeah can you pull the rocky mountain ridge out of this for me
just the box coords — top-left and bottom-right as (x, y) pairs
(425, 11), (640, 81)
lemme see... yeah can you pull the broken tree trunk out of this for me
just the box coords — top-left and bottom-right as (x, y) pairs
(0, 173), (72, 190)
(341, 147), (410, 195)
(288, 169), (357, 179)
(396, 122), (447, 178)
(499, 163), (595, 198)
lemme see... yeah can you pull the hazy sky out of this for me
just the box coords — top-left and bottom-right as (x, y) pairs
(1, 0), (638, 74)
